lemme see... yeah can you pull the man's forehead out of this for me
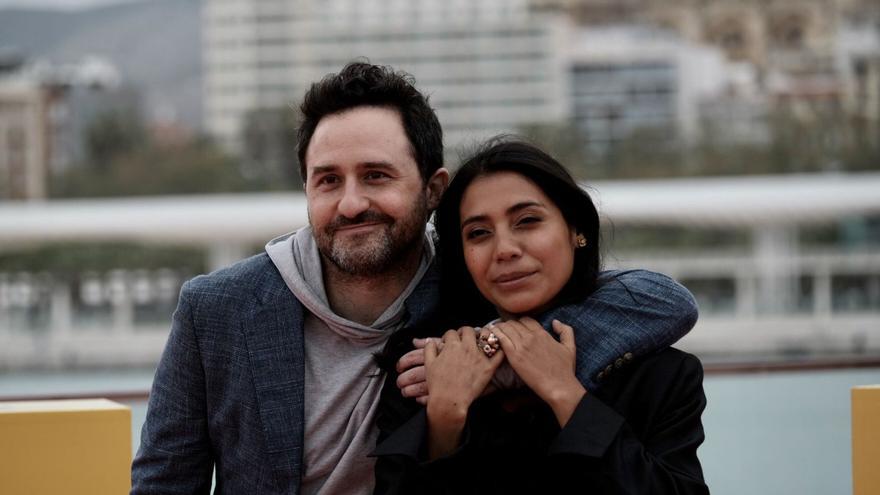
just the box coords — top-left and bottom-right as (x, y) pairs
(304, 107), (419, 174)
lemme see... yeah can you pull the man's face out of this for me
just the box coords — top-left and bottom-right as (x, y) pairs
(304, 106), (446, 277)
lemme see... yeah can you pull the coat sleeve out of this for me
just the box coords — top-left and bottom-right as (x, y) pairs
(374, 353), (708, 495)
(547, 353), (709, 494)
(130, 281), (214, 494)
(537, 269), (699, 390)
(372, 408), (476, 495)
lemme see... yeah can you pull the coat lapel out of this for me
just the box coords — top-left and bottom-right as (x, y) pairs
(404, 258), (441, 327)
(240, 254), (441, 489)
(242, 268), (306, 485)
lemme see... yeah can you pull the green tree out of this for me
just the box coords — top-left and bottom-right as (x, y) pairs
(84, 108), (148, 170)
(51, 136), (265, 198)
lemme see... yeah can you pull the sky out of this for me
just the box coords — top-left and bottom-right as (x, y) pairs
(0, 0), (143, 10)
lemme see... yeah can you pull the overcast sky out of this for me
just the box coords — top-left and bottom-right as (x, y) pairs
(0, 0), (143, 10)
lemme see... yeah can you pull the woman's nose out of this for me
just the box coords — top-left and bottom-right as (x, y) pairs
(494, 233), (522, 261)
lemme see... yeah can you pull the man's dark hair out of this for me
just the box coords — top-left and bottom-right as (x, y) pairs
(296, 61), (444, 183)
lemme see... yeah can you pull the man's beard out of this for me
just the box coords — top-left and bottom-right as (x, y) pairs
(314, 199), (428, 277)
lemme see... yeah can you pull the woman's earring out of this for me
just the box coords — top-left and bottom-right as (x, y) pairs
(576, 233), (587, 248)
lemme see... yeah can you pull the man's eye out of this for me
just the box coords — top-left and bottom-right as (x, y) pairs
(317, 175), (339, 185)
(365, 171), (389, 181)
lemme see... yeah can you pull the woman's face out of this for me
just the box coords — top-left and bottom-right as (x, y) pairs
(459, 171), (577, 319)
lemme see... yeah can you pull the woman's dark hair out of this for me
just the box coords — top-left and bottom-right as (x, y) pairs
(297, 61), (444, 183)
(434, 136), (602, 326)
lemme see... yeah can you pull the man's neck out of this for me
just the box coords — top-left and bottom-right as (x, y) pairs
(322, 246), (424, 326)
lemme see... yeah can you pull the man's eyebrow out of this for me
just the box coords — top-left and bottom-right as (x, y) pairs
(309, 162), (397, 176)
(361, 161), (398, 172)
(309, 165), (338, 176)
(460, 201), (545, 230)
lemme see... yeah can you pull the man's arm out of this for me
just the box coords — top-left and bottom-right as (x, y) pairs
(397, 269), (697, 397)
(131, 281), (214, 494)
(536, 269), (698, 391)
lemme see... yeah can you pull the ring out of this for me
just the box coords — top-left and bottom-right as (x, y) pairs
(477, 332), (500, 357)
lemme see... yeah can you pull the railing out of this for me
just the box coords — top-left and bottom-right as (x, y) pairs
(1, 247), (879, 369)
(609, 248), (880, 357)
(0, 269), (189, 369)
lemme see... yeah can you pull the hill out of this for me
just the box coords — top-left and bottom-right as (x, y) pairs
(0, 0), (202, 128)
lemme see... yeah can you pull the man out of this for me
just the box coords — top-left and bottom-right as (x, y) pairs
(131, 62), (697, 494)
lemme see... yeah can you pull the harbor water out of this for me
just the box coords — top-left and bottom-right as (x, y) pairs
(1, 366), (878, 495)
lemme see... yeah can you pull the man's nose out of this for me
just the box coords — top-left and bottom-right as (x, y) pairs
(337, 182), (371, 218)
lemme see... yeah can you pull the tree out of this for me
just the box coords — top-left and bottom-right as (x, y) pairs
(241, 106), (302, 189)
(84, 108), (147, 170)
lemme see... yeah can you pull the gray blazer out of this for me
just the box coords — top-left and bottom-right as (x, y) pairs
(131, 253), (696, 494)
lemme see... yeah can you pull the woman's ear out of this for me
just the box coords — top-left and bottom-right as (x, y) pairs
(426, 168), (450, 210)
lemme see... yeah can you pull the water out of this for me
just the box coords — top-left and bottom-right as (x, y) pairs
(2, 367), (878, 495)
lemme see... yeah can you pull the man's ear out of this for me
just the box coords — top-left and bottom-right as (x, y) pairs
(425, 168), (449, 210)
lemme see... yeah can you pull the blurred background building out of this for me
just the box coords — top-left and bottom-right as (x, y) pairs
(1, 1), (879, 493)
(0, 52), (121, 201)
(0, 0), (877, 366)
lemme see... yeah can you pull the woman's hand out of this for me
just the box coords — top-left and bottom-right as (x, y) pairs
(491, 318), (586, 427)
(424, 327), (504, 459)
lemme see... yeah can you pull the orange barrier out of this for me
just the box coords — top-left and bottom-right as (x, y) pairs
(0, 399), (131, 494)
(853, 386), (880, 495)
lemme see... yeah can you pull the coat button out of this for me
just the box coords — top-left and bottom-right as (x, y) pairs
(615, 358), (624, 368)
(604, 364), (613, 375)
(597, 371), (605, 381)
(624, 352), (634, 361)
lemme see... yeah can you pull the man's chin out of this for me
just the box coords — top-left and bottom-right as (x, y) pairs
(326, 240), (389, 276)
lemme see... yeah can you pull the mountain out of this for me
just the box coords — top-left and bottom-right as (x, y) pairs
(0, 0), (203, 128)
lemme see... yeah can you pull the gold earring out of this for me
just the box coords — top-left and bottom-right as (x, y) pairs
(576, 234), (587, 248)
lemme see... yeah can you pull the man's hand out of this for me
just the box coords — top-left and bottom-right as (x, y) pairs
(396, 337), (440, 405)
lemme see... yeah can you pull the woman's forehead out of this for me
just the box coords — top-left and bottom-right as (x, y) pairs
(460, 171), (555, 216)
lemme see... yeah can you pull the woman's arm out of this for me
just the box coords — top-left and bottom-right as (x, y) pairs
(373, 327), (503, 495)
(546, 351), (708, 495)
(490, 318), (586, 426)
(422, 328), (504, 459)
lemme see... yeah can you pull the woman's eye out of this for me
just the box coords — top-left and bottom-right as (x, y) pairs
(465, 228), (490, 240)
(518, 216), (541, 226)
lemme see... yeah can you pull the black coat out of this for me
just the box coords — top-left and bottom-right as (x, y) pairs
(372, 348), (709, 495)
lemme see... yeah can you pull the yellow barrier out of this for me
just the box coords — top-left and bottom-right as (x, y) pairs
(0, 398), (131, 495)
(853, 385), (880, 495)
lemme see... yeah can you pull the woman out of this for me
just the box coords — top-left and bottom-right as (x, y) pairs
(373, 139), (708, 494)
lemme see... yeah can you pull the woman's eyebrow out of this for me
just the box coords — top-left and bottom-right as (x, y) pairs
(460, 214), (489, 231)
(506, 201), (544, 215)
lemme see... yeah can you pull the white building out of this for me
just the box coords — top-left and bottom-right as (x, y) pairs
(202, 0), (569, 154)
(567, 26), (763, 148)
(0, 83), (52, 201)
(0, 56), (121, 201)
